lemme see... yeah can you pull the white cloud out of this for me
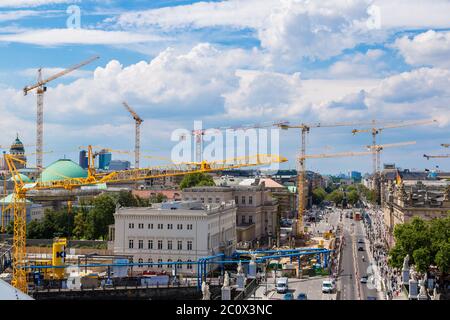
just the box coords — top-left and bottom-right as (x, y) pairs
(116, 0), (278, 30)
(394, 30), (450, 68)
(325, 49), (389, 78)
(373, 0), (450, 29)
(0, 28), (166, 45)
(1, 44), (263, 123)
(0, 10), (41, 22)
(320, 67), (450, 125)
(222, 69), (305, 118)
(0, 0), (78, 8)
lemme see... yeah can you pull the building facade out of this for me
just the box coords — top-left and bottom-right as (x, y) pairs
(111, 201), (236, 275)
(182, 184), (278, 245)
(382, 179), (450, 247)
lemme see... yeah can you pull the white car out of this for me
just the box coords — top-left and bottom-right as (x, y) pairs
(322, 280), (335, 293)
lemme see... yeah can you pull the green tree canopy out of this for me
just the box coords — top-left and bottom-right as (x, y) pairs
(347, 190), (360, 205)
(312, 187), (327, 205)
(325, 189), (344, 205)
(179, 172), (215, 189)
(388, 216), (450, 274)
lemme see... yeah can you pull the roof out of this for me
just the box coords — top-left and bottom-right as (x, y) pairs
(239, 178), (284, 188)
(0, 279), (33, 300)
(0, 193), (32, 204)
(8, 174), (32, 183)
(39, 159), (87, 182)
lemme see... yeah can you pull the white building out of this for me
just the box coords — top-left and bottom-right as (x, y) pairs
(110, 201), (237, 275)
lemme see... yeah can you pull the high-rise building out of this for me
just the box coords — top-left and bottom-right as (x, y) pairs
(98, 149), (112, 170)
(79, 150), (88, 169)
(108, 160), (131, 171)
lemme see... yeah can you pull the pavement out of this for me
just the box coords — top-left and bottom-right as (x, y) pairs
(248, 276), (337, 300)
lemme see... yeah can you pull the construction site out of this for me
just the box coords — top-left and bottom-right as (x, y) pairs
(0, 1), (449, 303)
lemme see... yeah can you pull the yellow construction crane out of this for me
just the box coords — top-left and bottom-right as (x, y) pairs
(278, 120), (399, 237)
(122, 101), (143, 169)
(23, 56), (99, 169)
(351, 119), (436, 174)
(4, 146), (287, 292)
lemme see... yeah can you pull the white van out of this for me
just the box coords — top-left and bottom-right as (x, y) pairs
(322, 280), (335, 293)
(276, 277), (289, 294)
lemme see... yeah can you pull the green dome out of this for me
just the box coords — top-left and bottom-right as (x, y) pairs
(8, 174), (32, 183)
(40, 159), (87, 182)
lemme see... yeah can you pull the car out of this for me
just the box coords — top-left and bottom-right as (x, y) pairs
(360, 275), (368, 284)
(322, 280), (335, 293)
(358, 239), (365, 244)
(296, 293), (308, 300)
(276, 277), (289, 294)
(283, 292), (294, 300)
(358, 246), (364, 251)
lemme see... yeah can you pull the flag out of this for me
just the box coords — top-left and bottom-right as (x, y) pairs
(395, 171), (402, 185)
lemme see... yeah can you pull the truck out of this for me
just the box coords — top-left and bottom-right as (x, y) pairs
(276, 277), (289, 294)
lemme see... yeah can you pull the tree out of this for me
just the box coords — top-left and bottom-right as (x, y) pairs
(326, 189), (344, 205)
(87, 194), (116, 240)
(347, 190), (360, 206)
(72, 208), (90, 239)
(150, 193), (167, 203)
(179, 173), (215, 189)
(388, 216), (450, 274)
(312, 187), (327, 205)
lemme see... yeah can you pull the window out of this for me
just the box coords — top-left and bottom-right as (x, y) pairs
(167, 240), (173, 250)
(128, 239), (134, 249)
(177, 259), (182, 269)
(241, 216), (245, 224)
(148, 223), (153, 229)
(167, 224), (173, 230)
(242, 196), (246, 204)
(193, 197), (197, 201)
(235, 196), (238, 204)
(177, 224), (183, 230)
(187, 224), (193, 230)
(187, 260), (193, 270)
(187, 241), (192, 251)
(249, 196), (253, 205)
(138, 223), (144, 229)
(200, 197), (205, 203)
(249, 216), (253, 224)
(157, 259), (162, 268)
(208, 198), (212, 203)
(138, 258), (143, 267)
(158, 240), (163, 250)
(138, 239), (143, 249)
(148, 240), (153, 249)
(158, 223), (163, 230)
(215, 197), (220, 203)
(129, 223), (134, 229)
(177, 240), (182, 250)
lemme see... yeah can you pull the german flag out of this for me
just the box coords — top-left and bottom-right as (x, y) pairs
(395, 170), (402, 185)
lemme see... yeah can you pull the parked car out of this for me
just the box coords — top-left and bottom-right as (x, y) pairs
(283, 292), (294, 300)
(296, 293), (308, 300)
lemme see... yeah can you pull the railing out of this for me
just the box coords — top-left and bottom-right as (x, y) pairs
(234, 278), (259, 300)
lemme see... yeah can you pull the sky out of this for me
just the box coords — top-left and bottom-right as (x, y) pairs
(0, 0), (449, 175)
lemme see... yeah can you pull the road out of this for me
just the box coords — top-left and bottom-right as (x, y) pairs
(337, 210), (381, 300)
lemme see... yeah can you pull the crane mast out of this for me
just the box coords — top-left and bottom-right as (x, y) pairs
(122, 101), (143, 169)
(24, 56), (99, 170)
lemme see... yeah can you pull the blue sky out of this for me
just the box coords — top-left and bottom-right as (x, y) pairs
(0, 0), (449, 174)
